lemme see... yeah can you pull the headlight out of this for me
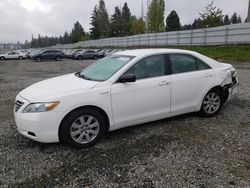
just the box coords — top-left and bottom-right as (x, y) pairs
(23, 102), (59, 113)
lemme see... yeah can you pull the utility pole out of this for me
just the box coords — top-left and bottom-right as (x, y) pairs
(247, 0), (250, 22)
(141, 0), (144, 20)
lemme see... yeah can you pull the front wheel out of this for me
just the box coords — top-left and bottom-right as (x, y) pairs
(199, 89), (223, 117)
(55, 56), (61, 61)
(59, 109), (106, 149)
(77, 56), (83, 60)
(0, 57), (5, 60)
(18, 56), (23, 60)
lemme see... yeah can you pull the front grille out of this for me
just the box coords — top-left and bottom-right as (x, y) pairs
(14, 100), (24, 112)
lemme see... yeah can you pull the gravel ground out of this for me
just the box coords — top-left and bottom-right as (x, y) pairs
(0, 59), (249, 188)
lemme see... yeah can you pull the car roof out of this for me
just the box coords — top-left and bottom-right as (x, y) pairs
(115, 48), (196, 57)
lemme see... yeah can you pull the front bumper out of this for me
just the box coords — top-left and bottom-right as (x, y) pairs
(14, 95), (64, 143)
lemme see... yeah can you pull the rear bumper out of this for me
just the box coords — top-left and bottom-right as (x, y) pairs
(224, 76), (239, 101)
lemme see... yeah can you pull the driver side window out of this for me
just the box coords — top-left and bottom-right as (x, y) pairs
(126, 54), (165, 80)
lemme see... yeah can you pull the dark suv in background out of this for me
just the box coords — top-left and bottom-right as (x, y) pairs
(32, 50), (64, 62)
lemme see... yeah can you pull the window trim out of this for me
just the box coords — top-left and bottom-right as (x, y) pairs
(167, 53), (211, 75)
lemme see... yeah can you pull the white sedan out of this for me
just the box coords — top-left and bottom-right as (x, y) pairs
(14, 49), (238, 148)
(0, 51), (27, 60)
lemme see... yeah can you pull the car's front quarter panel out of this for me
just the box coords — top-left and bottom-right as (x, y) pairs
(53, 85), (114, 129)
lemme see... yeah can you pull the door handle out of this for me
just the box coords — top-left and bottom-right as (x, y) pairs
(159, 81), (170, 86)
(204, 73), (213, 77)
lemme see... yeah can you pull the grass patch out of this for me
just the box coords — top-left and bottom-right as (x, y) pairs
(180, 45), (250, 63)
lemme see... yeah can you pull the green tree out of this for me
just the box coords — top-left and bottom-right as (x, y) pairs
(110, 6), (122, 37)
(147, 0), (165, 33)
(98, 0), (110, 38)
(192, 18), (203, 29)
(71, 21), (85, 43)
(166, 10), (181, 31)
(130, 17), (146, 35)
(121, 2), (131, 36)
(224, 15), (230, 25)
(231, 12), (238, 24)
(90, 0), (110, 38)
(199, 1), (224, 28)
(62, 31), (71, 44)
(90, 6), (100, 39)
(237, 16), (242, 23)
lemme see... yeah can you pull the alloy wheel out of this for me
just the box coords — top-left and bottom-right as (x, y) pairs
(70, 115), (100, 144)
(203, 92), (221, 114)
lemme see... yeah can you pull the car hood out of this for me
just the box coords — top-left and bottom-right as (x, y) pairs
(19, 73), (99, 102)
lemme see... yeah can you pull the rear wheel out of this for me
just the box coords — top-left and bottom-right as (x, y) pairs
(59, 109), (106, 149)
(199, 89), (223, 117)
(18, 56), (23, 60)
(35, 57), (41, 62)
(55, 56), (61, 61)
(93, 55), (97, 59)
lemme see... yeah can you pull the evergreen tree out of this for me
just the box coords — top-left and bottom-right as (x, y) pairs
(90, 6), (100, 39)
(199, 1), (224, 28)
(98, 0), (110, 38)
(231, 12), (238, 24)
(147, 0), (165, 33)
(166, 10), (181, 31)
(90, 0), (110, 38)
(110, 6), (122, 37)
(224, 15), (230, 25)
(237, 16), (242, 23)
(192, 18), (203, 29)
(62, 32), (71, 44)
(71, 21), (85, 43)
(121, 2), (131, 36)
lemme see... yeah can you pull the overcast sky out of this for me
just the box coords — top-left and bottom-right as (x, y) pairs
(0, 0), (248, 43)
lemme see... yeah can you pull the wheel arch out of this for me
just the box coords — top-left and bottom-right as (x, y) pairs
(58, 105), (110, 142)
(208, 85), (229, 103)
(199, 84), (229, 110)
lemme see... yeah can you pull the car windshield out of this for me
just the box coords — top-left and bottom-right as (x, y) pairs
(78, 55), (134, 81)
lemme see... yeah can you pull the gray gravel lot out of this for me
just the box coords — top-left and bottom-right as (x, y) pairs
(0, 59), (249, 187)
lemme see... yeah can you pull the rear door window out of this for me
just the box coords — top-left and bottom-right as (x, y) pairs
(169, 54), (211, 74)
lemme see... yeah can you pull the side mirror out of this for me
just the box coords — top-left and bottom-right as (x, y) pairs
(118, 74), (136, 83)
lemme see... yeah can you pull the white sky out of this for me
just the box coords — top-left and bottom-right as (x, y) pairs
(0, 0), (248, 43)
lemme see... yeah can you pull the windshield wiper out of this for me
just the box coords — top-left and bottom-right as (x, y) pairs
(75, 72), (92, 80)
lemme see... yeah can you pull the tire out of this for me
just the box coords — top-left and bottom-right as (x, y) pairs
(55, 56), (61, 61)
(199, 89), (223, 117)
(59, 108), (107, 149)
(78, 56), (83, 60)
(0, 57), (5, 60)
(35, 57), (42, 62)
(93, 55), (97, 59)
(18, 56), (23, 60)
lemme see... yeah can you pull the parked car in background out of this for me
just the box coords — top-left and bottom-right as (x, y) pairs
(65, 49), (83, 59)
(32, 50), (64, 62)
(0, 51), (27, 60)
(27, 49), (42, 59)
(104, 49), (123, 57)
(97, 49), (105, 58)
(73, 50), (98, 60)
(14, 49), (238, 149)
